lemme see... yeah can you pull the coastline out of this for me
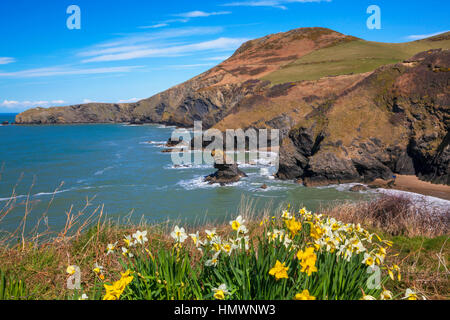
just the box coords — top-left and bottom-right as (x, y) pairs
(389, 175), (450, 201)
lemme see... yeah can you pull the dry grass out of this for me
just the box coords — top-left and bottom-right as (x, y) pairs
(322, 194), (449, 238)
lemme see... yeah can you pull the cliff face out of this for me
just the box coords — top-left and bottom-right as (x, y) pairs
(14, 28), (450, 185)
(16, 27), (355, 127)
(275, 49), (449, 186)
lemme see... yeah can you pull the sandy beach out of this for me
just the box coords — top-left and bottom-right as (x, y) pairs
(392, 175), (450, 201)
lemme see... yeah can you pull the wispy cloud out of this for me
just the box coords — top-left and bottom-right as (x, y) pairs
(81, 37), (247, 63)
(223, 0), (331, 10)
(139, 10), (231, 29)
(166, 63), (215, 69)
(0, 66), (143, 78)
(1, 99), (65, 109)
(174, 11), (232, 18)
(406, 30), (449, 40)
(0, 57), (15, 65)
(202, 55), (232, 61)
(117, 97), (143, 103)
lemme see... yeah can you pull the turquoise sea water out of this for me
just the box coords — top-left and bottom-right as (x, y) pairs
(0, 113), (367, 234)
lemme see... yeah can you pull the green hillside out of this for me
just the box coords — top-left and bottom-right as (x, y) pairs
(263, 34), (450, 84)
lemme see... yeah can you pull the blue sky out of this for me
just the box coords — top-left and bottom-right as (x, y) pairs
(0, 0), (448, 113)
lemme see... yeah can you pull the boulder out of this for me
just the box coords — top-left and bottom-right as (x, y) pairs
(350, 184), (368, 192)
(205, 150), (247, 185)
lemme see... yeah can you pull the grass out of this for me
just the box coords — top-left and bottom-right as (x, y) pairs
(0, 193), (448, 300)
(263, 36), (450, 84)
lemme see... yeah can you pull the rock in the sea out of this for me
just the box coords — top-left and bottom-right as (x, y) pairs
(261, 184), (268, 189)
(1, 121), (8, 125)
(350, 185), (368, 192)
(205, 150), (247, 185)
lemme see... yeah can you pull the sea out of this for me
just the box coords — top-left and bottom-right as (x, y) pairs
(2, 112), (444, 235)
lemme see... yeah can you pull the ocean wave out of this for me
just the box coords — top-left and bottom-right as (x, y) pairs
(94, 166), (114, 176)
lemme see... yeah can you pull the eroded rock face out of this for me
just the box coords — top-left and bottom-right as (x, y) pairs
(276, 50), (450, 186)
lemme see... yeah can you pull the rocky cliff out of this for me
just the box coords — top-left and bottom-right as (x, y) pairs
(15, 28), (450, 185)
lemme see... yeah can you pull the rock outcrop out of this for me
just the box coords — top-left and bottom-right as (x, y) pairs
(205, 150), (247, 185)
(276, 49), (450, 186)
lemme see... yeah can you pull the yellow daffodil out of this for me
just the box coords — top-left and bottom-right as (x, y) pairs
(294, 290), (316, 300)
(297, 247), (318, 276)
(269, 260), (289, 280)
(285, 217), (302, 238)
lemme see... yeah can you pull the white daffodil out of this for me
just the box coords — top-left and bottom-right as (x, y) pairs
(205, 252), (220, 267)
(124, 235), (135, 247)
(380, 290), (393, 300)
(132, 230), (148, 245)
(212, 284), (230, 300)
(404, 288), (418, 300)
(93, 263), (103, 274)
(171, 226), (188, 243)
(122, 246), (134, 258)
(189, 231), (202, 247)
(230, 216), (246, 233)
(79, 293), (88, 300)
(281, 210), (293, 220)
(205, 229), (217, 241)
(106, 242), (117, 255)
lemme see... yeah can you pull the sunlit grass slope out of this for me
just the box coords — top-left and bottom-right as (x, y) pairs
(263, 33), (450, 84)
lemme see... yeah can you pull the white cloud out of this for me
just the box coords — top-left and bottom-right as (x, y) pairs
(167, 63), (215, 69)
(0, 99), (64, 109)
(117, 97), (142, 103)
(0, 66), (143, 78)
(174, 11), (232, 18)
(139, 23), (169, 29)
(406, 30), (449, 40)
(0, 57), (15, 65)
(81, 37), (247, 63)
(202, 55), (232, 61)
(223, 0), (331, 10)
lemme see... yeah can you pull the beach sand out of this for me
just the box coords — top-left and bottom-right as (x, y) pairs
(392, 175), (450, 201)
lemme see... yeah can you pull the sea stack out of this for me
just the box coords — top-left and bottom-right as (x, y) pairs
(205, 150), (247, 185)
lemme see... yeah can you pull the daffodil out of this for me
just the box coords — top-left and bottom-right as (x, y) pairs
(380, 289), (393, 300)
(363, 253), (375, 266)
(79, 293), (88, 300)
(294, 290), (316, 300)
(269, 260), (289, 280)
(404, 289), (418, 300)
(132, 230), (148, 245)
(93, 263), (104, 274)
(103, 270), (134, 300)
(205, 229), (217, 241)
(121, 246), (134, 258)
(123, 235), (134, 247)
(189, 231), (202, 247)
(66, 265), (76, 275)
(212, 284), (230, 300)
(285, 217), (302, 238)
(297, 247), (318, 276)
(205, 252), (220, 267)
(106, 242), (117, 255)
(171, 226), (188, 243)
(230, 216), (246, 232)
